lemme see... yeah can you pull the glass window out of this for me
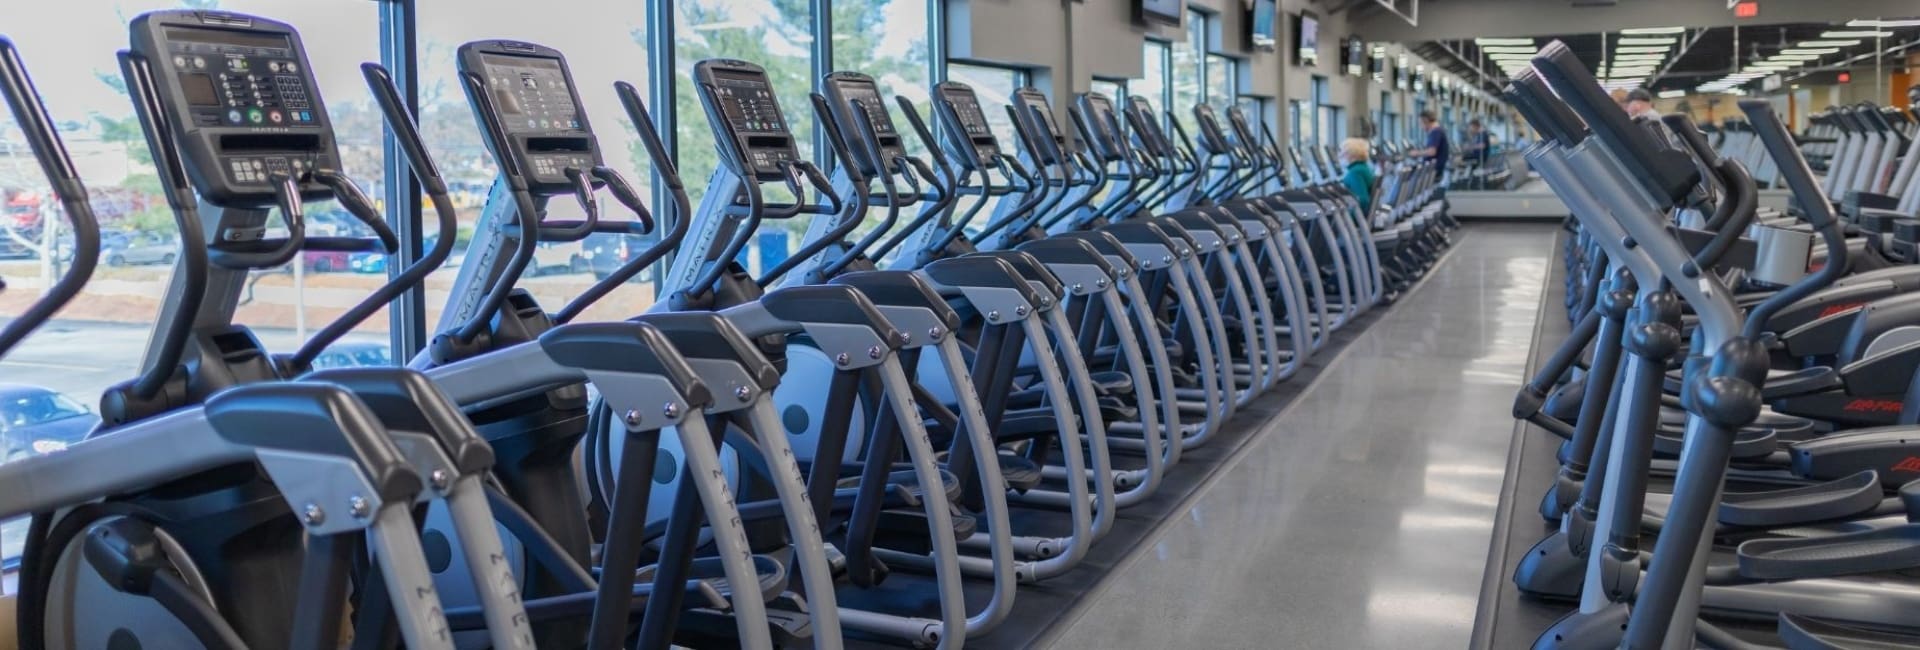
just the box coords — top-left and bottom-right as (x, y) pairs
(1289, 99), (1309, 147)
(832, 0), (933, 156)
(1170, 11), (1203, 117)
(417, 0), (655, 324)
(946, 63), (1022, 157)
(0, 0), (390, 561)
(1091, 79), (1125, 102)
(1132, 41), (1170, 116)
(1205, 55), (1234, 109)
(675, 0), (814, 267)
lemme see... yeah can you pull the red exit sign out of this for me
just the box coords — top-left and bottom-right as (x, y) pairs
(1734, 1), (1760, 18)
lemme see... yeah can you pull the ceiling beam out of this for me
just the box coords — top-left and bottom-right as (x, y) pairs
(1649, 27), (1711, 88)
(1433, 40), (1500, 93)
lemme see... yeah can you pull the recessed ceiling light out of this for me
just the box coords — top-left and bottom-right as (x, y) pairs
(1474, 38), (1535, 46)
(1822, 30), (1894, 38)
(1847, 18), (1920, 28)
(1622, 26), (1686, 34)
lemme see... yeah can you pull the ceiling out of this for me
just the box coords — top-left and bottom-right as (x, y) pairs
(1413, 22), (1920, 95)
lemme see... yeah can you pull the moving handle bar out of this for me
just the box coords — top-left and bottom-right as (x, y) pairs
(0, 37), (101, 358)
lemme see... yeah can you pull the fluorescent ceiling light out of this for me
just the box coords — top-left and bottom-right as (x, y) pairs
(1770, 54), (1822, 61)
(1780, 48), (1841, 55)
(1797, 40), (1861, 47)
(1823, 30), (1894, 38)
(1847, 18), (1920, 28)
(1622, 26), (1686, 34)
(1618, 37), (1678, 45)
(1481, 46), (1539, 54)
(1474, 38), (1535, 46)
(1614, 46), (1672, 53)
(1658, 89), (1686, 99)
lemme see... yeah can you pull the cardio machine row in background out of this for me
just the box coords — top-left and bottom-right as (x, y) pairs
(0, 8), (1450, 650)
(1503, 39), (1920, 649)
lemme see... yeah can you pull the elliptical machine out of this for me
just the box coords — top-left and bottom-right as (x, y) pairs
(10, 13), (532, 649)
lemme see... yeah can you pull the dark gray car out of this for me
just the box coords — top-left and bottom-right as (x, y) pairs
(0, 383), (99, 461)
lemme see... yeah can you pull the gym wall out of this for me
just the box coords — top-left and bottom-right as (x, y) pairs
(945, 0), (1456, 144)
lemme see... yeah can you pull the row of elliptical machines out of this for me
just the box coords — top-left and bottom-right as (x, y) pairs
(0, 8), (1450, 648)
(1505, 41), (1920, 649)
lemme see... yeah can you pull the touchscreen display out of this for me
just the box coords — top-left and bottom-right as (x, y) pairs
(711, 69), (787, 134)
(836, 82), (896, 136)
(479, 53), (583, 134)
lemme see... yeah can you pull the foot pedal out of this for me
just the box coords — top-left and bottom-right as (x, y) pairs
(1738, 522), (1920, 580)
(998, 453), (1044, 492)
(1719, 470), (1882, 528)
(1780, 613), (1920, 649)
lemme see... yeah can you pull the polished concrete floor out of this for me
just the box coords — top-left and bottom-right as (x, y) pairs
(1042, 224), (1556, 649)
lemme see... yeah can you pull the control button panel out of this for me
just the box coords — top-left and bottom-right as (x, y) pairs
(164, 29), (322, 130)
(939, 85), (999, 166)
(708, 67), (799, 179)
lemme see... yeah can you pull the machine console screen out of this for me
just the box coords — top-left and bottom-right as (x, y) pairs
(939, 85), (999, 165)
(478, 53), (585, 134)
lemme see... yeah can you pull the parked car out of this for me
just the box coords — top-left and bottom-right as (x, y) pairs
(530, 240), (587, 277)
(304, 250), (350, 273)
(106, 233), (178, 266)
(308, 340), (392, 369)
(582, 233), (652, 281)
(347, 251), (386, 274)
(0, 384), (99, 461)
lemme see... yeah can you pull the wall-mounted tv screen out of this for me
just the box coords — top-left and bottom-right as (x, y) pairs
(1137, 0), (1184, 27)
(1369, 52), (1386, 81)
(1344, 38), (1365, 77)
(1396, 55), (1410, 90)
(1248, 0), (1277, 51)
(1295, 11), (1319, 66)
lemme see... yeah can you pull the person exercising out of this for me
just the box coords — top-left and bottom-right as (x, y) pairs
(1625, 88), (1660, 120)
(1411, 111), (1450, 187)
(1340, 137), (1377, 211)
(1463, 119), (1491, 167)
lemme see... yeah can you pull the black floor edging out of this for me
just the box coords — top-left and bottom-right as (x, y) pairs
(832, 232), (1471, 650)
(1469, 227), (1576, 649)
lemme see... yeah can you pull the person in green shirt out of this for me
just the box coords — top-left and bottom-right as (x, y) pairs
(1340, 137), (1378, 212)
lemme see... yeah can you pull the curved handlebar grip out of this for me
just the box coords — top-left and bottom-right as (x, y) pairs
(1737, 98), (1850, 339)
(206, 172), (305, 271)
(311, 169), (400, 254)
(895, 96), (954, 176)
(541, 166), (599, 243)
(361, 63), (449, 196)
(591, 166), (654, 235)
(117, 49), (209, 400)
(0, 38), (101, 360)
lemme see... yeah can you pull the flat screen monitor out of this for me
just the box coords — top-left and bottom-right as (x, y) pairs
(1248, 0), (1277, 51)
(1138, 0), (1183, 27)
(1344, 38), (1365, 77)
(1295, 12), (1319, 66)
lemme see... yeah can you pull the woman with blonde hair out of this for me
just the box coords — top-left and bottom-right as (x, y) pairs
(1340, 137), (1377, 210)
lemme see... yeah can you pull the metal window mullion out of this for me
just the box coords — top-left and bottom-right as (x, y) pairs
(812, 0), (832, 170)
(378, 0), (425, 359)
(648, 0), (676, 291)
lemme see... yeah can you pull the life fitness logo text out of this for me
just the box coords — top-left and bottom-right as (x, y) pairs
(1817, 302), (1865, 319)
(1843, 398), (1904, 414)
(1893, 456), (1920, 474)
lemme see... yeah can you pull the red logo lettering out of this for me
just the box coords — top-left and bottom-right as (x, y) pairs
(1893, 457), (1920, 474)
(1817, 302), (1865, 319)
(1843, 398), (1905, 414)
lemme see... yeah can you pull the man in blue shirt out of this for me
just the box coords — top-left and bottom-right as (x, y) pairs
(1464, 119), (1491, 167)
(1411, 111), (1450, 191)
(1412, 111), (1449, 165)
